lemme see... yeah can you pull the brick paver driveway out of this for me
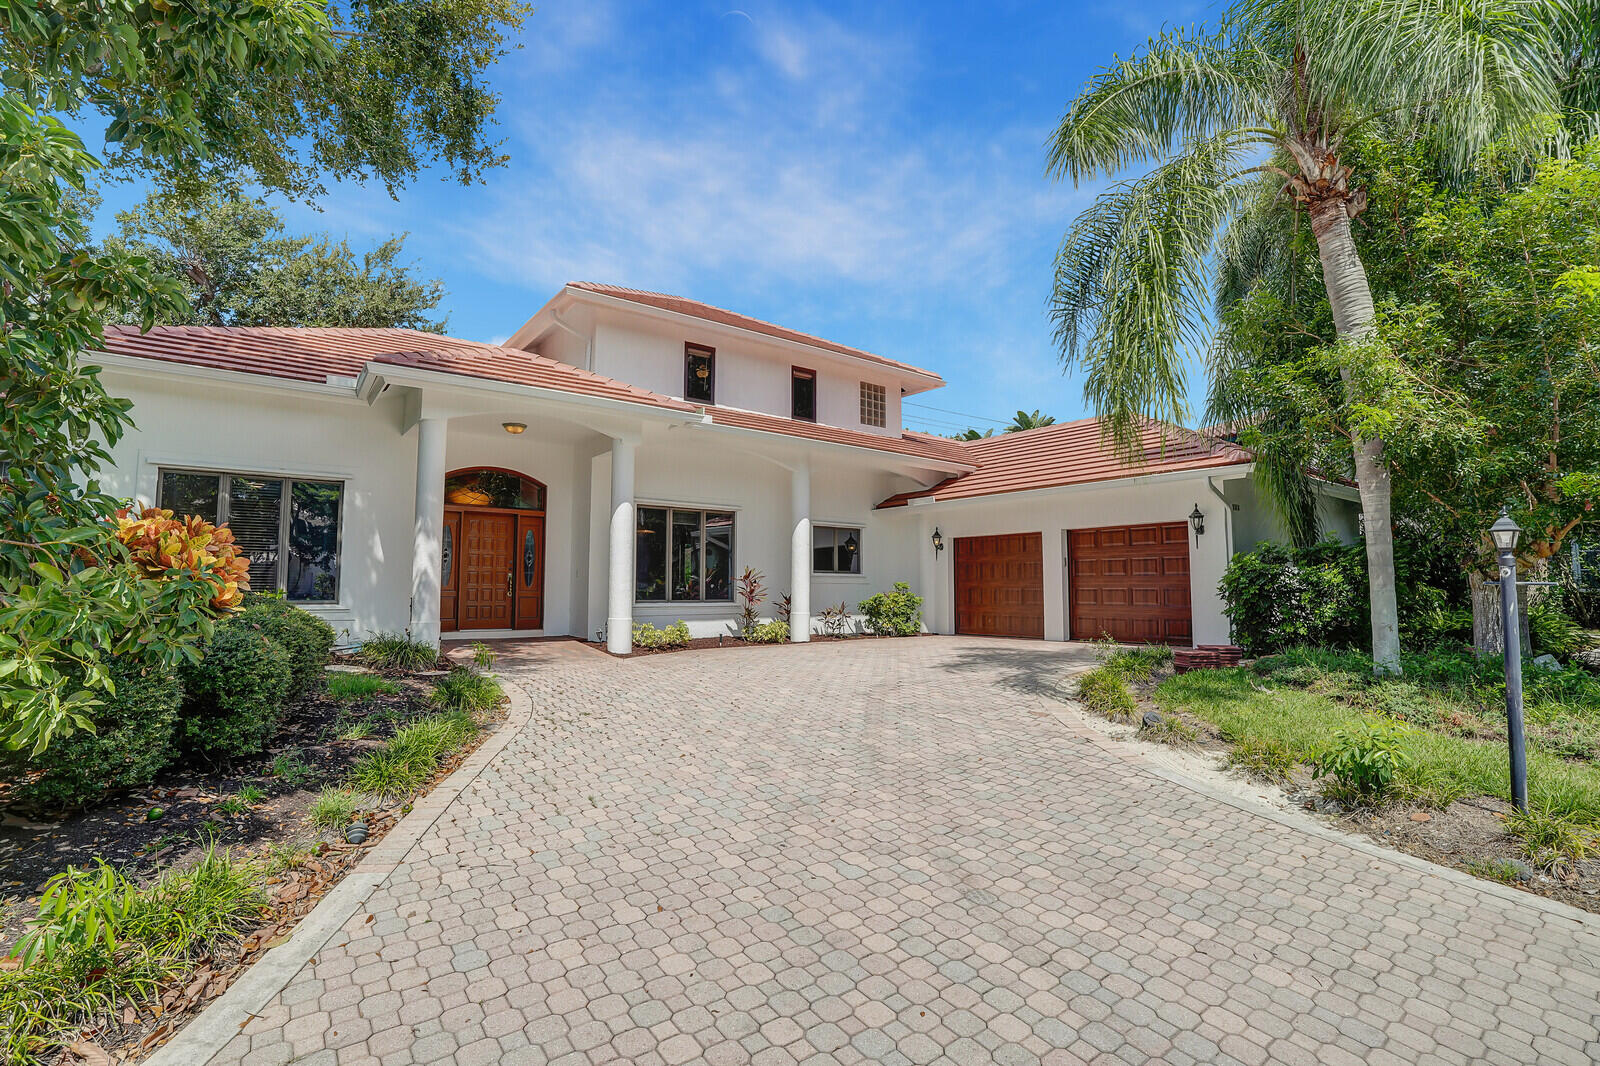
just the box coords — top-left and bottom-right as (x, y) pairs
(217, 637), (1600, 1066)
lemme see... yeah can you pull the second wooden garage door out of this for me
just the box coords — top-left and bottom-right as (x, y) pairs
(954, 533), (1044, 638)
(1068, 522), (1192, 644)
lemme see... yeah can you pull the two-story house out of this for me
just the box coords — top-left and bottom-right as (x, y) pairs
(93, 282), (1359, 652)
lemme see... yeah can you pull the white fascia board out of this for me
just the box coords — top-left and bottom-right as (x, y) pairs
(355, 363), (709, 427)
(93, 352), (364, 403)
(1313, 480), (1361, 502)
(679, 417), (976, 477)
(887, 463), (1258, 511)
(560, 286), (948, 395)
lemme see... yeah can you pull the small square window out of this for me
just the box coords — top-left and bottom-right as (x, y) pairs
(792, 367), (816, 422)
(859, 382), (886, 427)
(812, 526), (862, 574)
(685, 344), (715, 404)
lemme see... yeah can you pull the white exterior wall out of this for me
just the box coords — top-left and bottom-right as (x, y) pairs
(587, 315), (905, 437)
(908, 475), (1240, 646)
(585, 433), (925, 642)
(99, 369), (418, 643)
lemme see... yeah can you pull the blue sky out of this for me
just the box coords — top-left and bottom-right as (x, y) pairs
(92, 0), (1208, 437)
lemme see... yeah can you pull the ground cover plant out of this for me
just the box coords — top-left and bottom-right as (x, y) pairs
(0, 642), (506, 1062)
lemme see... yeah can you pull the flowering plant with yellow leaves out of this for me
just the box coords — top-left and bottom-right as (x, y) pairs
(113, 507), (251, 611)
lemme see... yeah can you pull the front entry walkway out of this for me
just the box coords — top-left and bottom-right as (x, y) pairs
(212, 638), (1599, 1065)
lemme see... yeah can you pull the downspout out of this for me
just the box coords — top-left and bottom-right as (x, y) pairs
(549, 307), (594, 372)
(1206, 475), (1235, 562)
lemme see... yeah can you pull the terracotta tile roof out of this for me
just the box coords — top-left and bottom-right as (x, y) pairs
(877, 418), (1252, 508)
(566, 282), (943, 383)
(702, 406), (975, 465)
(98, 325), (697, 413)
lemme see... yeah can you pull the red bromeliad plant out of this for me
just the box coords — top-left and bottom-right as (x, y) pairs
(114, 507), (251, 612)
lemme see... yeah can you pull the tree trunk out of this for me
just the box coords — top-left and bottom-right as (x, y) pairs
(1470, 570), (1532, 658)
(1309, 197), (1403, 676)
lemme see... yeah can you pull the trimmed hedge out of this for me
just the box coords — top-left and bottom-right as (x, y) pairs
(12, 658), (183, 810)
(238, 594), (336, 696)
(180, 622), (294, 758)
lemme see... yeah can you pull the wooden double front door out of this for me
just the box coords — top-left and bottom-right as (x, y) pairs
(441, 508), (544, 631)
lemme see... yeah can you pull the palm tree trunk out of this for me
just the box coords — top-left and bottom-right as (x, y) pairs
(1310, 198), (1403, 676)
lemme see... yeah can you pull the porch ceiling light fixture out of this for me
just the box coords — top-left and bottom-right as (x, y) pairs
(502, 421), (527, 434)
(930, 527), (944, 555)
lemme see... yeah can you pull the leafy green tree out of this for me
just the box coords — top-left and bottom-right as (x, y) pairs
(1211, 139), (1600, 655)
(1044, 0), (1586, 674)
(1005, 410), (1057, 433)
(112, 190), (447, 330)
(0, 0), (527, 750)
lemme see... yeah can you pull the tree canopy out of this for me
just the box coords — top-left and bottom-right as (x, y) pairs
(111, 191), (448, 331)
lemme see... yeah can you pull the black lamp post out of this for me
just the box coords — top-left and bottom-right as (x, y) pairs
(1489, 507), (1529, 813)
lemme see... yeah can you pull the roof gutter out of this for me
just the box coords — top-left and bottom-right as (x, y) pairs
(354, 362), (709, 427)
(879, 462), (1257, 510)
(681, 416), (975, 475)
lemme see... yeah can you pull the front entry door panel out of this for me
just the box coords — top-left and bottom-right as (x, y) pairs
(460, 512), (515, 629)
(514, 514), (544, 630)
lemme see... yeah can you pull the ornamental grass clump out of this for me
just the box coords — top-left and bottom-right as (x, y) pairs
(357, 631), (440, 672)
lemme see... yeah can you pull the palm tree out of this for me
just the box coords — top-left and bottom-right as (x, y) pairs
(1006, 410), (1057, 433)
(1045, 0), (1585, 674)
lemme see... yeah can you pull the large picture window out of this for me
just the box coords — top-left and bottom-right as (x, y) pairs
(158, 468), (344, 602)
(813, 525), (861, 574)
(636, 507), (734, 601)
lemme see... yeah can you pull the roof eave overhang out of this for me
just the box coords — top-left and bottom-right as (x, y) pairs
(556, 285), (947, 394)
(93, 351), (365, 401)
(679, 418), (975, 476)
(355, 362), (707, 426)
(878, 461), (1258, 510)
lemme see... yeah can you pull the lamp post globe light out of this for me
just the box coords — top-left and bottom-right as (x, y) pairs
(1490, 507), (1529, 813)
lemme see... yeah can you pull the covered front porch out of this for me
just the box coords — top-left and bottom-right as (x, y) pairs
(373, 365), (952, 655)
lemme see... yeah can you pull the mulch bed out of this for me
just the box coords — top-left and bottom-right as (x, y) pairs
(0, 650), (507, 1063)
(589, 632), (922, 658)
(1115, 663), (1600, 915)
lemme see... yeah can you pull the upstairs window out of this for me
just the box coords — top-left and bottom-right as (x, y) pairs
(813, 525), (861, 574)
(791, 367), (816, 422)
(684, 343), (715, 404)
(859, 381), (886, 427)
(157, 468), (344, 602)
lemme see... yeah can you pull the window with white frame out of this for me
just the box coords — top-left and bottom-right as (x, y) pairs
(859, 381), (886, 427)
(812, 525), (861, 574)
(157, 469), (344, 602)
(635, 507), (734, 602)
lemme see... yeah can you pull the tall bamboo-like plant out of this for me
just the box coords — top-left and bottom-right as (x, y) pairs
(1046, 0), (1587, 674)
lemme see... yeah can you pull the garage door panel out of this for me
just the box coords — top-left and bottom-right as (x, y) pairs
(955, 533), (1044, 639)
(1068, 521), (1192, 645)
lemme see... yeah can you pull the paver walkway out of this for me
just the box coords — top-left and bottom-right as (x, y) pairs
(216, 637), (1600, 1066)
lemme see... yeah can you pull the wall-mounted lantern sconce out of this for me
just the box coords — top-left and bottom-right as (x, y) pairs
(502, 421), (528, 435)
(1188, 504), (1205, 537)
(930, 527), (944, 555)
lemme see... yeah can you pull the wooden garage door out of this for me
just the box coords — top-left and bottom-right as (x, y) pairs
(955, 533), (1045, 638)
(1068, 523), (1192, 644)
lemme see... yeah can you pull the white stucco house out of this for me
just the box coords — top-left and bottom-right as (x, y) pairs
(93, 282), (1359, 653)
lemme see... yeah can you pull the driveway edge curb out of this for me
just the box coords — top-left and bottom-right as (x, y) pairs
(144, 676), (535, 1066)
(1050, 697), (1600, 930)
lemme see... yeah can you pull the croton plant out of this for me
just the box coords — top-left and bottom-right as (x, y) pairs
(114, 507), (251, 612)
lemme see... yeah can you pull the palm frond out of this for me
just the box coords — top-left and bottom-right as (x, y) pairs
(1287, 0), (1581, 169)
(1046, 23), (1278, 184)
(1050, 128), (1257, 458)
(1212, 172), (1301, 311)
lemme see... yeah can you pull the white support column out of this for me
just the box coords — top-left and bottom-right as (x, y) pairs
(606, 436), (637, 655)
(789, 461), (811, 642)
(409, 417), (448, 647)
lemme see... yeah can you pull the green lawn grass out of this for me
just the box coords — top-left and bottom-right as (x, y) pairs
(1155, 667), (1600, 820)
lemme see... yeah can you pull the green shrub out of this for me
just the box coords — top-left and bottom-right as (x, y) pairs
(746, 620), (789, 644)
(430, 667), (502, 713)
(1309, 719), (1415, 802)
(1077, 667), (1136, 719)
(1529, 599), (1586, 658)
(11, 658), (182, 810)
(859, 582), (923, 636)
(238, 594), (336, 696)
(179, 622), (294, 759)
(1228, 737), (1297, 782)
(327, 673), (398, 701)
(357, 631), (440, 671)
(633, 620), (691, 649)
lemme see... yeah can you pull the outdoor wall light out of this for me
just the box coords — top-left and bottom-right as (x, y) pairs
(930, 527), (944, 555)
(502, 421), (527, 434)
(1188, 504), (1205, 537)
